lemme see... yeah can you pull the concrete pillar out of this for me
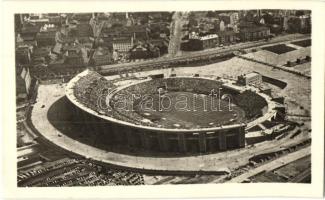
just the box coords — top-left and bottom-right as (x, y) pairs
(113, 125), (123, 143)
(90, 115), (97, 132)
(218, 131), (227, 150)
(74, 106), (80, 116)
(158, 133), (168, 151)
(90, 116), (101, 146)
(82, 111), (92, 133)
(198, 132), (207, 153)
(140, 132), (150, 149)
(178, 133), (187, 153)
(238, 127), (246, 148)
(127, 131), (136, 147)
(206, 132), (215, 152)
(100, 120), (112, 144)
(99, 118), (106, 134)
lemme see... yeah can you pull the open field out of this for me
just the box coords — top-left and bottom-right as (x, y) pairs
(243, 46), (311, 67)
(292, 39), (311, 47)
(262, 44), (296, 54)
(134, 91), (246, 129)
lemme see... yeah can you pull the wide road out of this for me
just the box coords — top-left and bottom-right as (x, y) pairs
(99, 34), (310, 73)
(167, 12), (184, 57)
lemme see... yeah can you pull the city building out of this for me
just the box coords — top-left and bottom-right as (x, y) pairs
(91, 47), (113, 66)
(76, 23), (93, 37)
(218, 30), (236, 44)
(237, 72), (262, 86)
(187, 33), (219, 50)
(47, 13), (64, 26)
(129, 43), (160, 59)
(239, 26), (270, 42)
(219, 12), (239, 26)
(71, 13), (93, 23)
(20, 23), (40, 42)
(129, 44), (150, 59)
(102, 25), (149, 42)
(16, 65), (32, 101)
(286, 15), (311, 33)
(36, 24), (57, 47)
(200, 34), (219, 49)
(112, 37), (134, 53)
(219, 20), (226, 32)
(148, 38), (169, 55)
(16, 46), (32, 65)
(63, 44), (87, 66)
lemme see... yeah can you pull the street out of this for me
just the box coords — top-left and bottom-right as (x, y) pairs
(167, 11), (185, 57)
(99, 34), (310, 73)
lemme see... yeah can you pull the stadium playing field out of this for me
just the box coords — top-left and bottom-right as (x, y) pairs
(134, 92), (246, 129)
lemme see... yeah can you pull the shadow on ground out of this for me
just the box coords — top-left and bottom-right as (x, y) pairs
(47, 96), (227, 158)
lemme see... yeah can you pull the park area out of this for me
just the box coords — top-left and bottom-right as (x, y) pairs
(291, 39), (311, 47)
(262, 44), (296, 54)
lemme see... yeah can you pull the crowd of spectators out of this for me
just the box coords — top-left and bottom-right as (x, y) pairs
(73, 71), (115, 114)
(234, 90), (268, 119)
(72, 71), (268, 129)
(73, 72), (258, 129)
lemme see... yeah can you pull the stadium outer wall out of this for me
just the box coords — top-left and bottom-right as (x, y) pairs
(65, 71), (246, 154)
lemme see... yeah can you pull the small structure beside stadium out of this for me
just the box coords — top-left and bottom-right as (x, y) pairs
(237, 72), (262, 86)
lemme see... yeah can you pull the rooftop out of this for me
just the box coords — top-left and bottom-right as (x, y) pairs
(240, 26), (270, 32)
(245, 72), (260, 78)
(200, 34), (219, 40)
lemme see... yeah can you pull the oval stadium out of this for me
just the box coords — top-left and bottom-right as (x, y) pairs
(65, 70), (270, 154)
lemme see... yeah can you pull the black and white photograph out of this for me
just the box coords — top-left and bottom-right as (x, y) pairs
(15, 9), (313, 186)
(2, 1), (324, 199)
